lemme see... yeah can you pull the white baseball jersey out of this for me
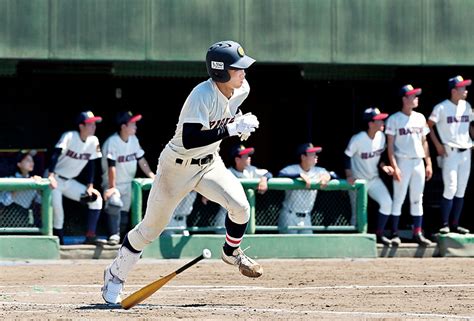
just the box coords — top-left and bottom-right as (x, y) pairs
(345, 131), (386, 180)
(429, 99), (474, 149)
(279, 164), (329, 213)
(385, 111), (430, 158)
(54, 131), (102, 179)
(168, 78), (249, 159)
(228, 165), (269, 179)
(101, 133), (145, 186)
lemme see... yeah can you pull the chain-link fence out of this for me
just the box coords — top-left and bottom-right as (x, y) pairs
(0, 178), (52, 234)
(131, 178), (367, 234)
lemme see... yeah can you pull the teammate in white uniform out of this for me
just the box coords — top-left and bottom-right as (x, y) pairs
(213, 144), (273, 233)
(47, 111), (104, 245)
(101, 112), (155, 245)
(102, 40), (262, 305)
(385, 85), (433, 246)
(277, 143), (331, 234)
(428, 75), (473, 235)
(344, 108), (395, 245)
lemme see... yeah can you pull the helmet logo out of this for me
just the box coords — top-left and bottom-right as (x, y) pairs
(211, 61), (224, 70)
(237, 47), (245, 57)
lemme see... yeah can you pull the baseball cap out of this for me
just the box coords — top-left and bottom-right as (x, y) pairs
(230, 144), (255, 158)
(448, 75), (472, 90)
(116, 111), (143, 125)
(297, 143), (322, 156)
(400, 84), (422, 97)
(362, 107), (389, 122)
(77, 111), (102, 124)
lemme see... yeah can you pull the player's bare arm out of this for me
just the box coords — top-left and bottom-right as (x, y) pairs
(422, 135), (433, 181)
(104, 165), (117, 200)
(427, 119), (447, 156)
(138, 158), (155, 179)
(386, 134), (401, 181)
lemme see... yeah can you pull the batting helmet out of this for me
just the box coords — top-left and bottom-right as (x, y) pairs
(206, 40), (256, 83)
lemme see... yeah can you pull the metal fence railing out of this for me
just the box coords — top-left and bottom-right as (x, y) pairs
(131, 178), (368, 234)
(0, 178), (52, 235)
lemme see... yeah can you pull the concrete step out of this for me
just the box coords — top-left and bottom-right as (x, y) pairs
(377, 243), (439, 258)
(60, 244), (119, 259)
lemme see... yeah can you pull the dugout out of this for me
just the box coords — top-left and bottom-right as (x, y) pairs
(0, 62), (473, 240)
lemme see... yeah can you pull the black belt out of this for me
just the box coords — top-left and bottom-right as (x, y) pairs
(452, 147), (468, 152)
(289, 210), (308, 217)
(176, 154), (213, 166)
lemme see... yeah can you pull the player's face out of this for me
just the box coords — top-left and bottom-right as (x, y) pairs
(124, 121), (137, 136)
(453, 86), (468, 100)
(235, 154), (251, 169)
(302, 152), (318, 167)
(372, 119), (385, 131)
(17, 155), (34, 173)
(81, 122), (96, 136)
(228, 69), (246, 89)
(404, 94), (419, 108)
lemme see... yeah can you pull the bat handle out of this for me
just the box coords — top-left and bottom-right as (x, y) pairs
(175, 254), (204, 275)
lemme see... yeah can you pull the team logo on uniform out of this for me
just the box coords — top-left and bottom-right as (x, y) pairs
(211, 61), (224, 70)
(237, 47), (245, 57)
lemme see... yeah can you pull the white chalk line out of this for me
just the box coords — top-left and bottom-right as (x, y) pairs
(1, 283), (474, 291)
(0, 301), (472, 319)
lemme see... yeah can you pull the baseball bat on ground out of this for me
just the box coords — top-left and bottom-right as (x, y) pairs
(121, 249), (212, 310)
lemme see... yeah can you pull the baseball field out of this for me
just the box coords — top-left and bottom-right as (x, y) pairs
(1, 257), (473, 320)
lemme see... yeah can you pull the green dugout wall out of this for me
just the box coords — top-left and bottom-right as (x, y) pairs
(1, 0), (474, 65)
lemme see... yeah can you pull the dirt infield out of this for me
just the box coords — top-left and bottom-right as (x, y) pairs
(0, 258), (473, 320)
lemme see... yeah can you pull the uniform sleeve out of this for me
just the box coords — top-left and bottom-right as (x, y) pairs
(422, 115), (430, 136)
(429, 104), (441, 123)
(179, 88), (213, 129)
(278, 165), (300, 178)
(90, 136), (102, 160)
(384, 116), (396, 136)
(468, 102), (474, 122)
(103, 138), (116, 161)
(344, 135), (358, 157)
(55, 131), (72, 150)
(133, 136), (145, 159)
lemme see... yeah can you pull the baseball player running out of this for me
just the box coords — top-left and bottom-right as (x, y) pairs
(213, 144), (273, 233)
(277, 143), (331, 234)
(427, 75), (473, 235)
(101, 111), (155, 245)
(344, 108), (395, 246)
(48, 111), (104, 245)
(102, 40), (262, 305)
(385, 85), (433, 246)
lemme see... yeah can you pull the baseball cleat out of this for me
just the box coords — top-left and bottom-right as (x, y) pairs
(376, 235), (392, 246)
(453, 226), (470, 234)
(390, 235), (402, 246)
(221, 247), (263, 278)
(413, 233), (432, 247)
(108, 234), (120, 246)
(102, 264), (123, 305)
(439, 226), (450, 234)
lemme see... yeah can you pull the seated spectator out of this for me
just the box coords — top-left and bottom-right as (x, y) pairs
(213, 144), (273, 234)
(277, 143), (331, 234)
(0, 151), (42, 227)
